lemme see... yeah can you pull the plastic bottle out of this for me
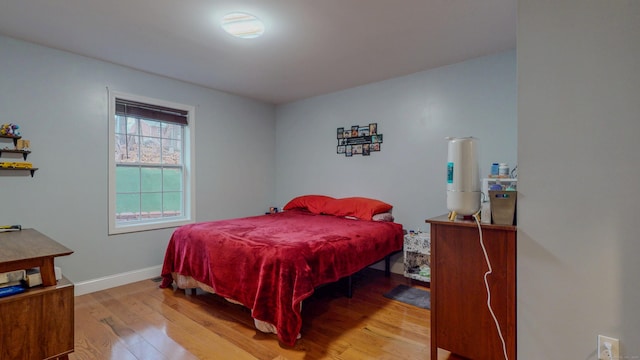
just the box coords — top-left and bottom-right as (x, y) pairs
(491, 163), (499, 177)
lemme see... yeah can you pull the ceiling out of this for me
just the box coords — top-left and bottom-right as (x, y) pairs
(0, 0), (516, 105)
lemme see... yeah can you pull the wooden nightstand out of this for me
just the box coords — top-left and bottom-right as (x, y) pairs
(427, 215), (516, 360)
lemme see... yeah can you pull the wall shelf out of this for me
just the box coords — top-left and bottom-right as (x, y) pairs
(1, 133), (37, 177)
(0, 167), (38, 177)
(0, 149), (31, 160)
(0, 134), (21, 146)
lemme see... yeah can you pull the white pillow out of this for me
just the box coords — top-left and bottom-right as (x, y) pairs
(372, 212), (394, 222)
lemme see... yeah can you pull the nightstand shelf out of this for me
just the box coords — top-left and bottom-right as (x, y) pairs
(403, 232), (430, 282)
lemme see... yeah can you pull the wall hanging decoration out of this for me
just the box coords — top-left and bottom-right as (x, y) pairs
(336, 123), (382, 157)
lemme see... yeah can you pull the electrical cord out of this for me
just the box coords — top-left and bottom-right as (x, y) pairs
(472, 211), (509, 360)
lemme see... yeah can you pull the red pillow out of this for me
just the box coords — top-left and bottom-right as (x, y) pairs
(283, 195), (334, 214)
(321, 197), (393, 221)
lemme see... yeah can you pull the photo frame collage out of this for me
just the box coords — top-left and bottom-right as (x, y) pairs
(337, 123), (383, 157)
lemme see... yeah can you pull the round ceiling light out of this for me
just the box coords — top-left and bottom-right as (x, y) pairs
(221, 12), (265, 39)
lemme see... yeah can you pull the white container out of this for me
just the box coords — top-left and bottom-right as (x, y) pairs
(499, 163), (510, 176)
(446, 137), (480, 216)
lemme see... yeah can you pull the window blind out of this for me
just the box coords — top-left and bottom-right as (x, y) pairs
(115, 98), (188, 125)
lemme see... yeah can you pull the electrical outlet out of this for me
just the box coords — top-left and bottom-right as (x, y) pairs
(598, 335), (619, 360)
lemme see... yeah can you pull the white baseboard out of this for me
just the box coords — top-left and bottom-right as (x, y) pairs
(74, 265), (162, 296)
(73, 256), (404, 297)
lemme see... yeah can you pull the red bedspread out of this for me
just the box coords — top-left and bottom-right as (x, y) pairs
(160, 210), (403, 346)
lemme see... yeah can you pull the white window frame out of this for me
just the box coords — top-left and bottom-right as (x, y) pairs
(108, 90), (196, 234)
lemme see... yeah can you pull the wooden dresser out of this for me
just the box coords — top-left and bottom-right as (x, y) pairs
(427, 215), (516, 360)
(0, 229), (74, 360)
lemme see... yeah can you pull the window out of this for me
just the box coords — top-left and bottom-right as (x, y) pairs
(108, 91), (195, 234)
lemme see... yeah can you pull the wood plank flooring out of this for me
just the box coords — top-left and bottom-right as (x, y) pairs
(70, 269), (457, 359)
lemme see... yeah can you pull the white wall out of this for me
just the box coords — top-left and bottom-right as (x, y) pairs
(0, 35), (276, 285)
(275, 50), (517, 272)
(518, 1), (640, 358)
(276, 50), (517, 231)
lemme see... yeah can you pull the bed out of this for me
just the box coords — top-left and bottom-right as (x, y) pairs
(160, 195), (404, 346)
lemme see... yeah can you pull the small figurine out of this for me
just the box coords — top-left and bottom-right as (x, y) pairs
(0, 123), (20, 137)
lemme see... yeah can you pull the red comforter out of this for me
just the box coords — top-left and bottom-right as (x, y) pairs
(160, 210), (403, 346)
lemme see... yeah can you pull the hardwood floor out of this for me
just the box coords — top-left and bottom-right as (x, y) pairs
(71, 269), (456, 359)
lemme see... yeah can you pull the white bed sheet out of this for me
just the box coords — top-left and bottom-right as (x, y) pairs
(170, 272), (301, 339)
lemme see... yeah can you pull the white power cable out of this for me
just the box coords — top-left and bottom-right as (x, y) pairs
(473, 212), (509, 360)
